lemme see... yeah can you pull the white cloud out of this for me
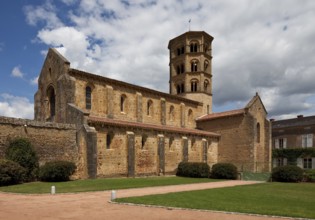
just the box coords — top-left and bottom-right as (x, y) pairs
(30, 76), (39, 85)
(24, 1), (63, 28)
(25, 0), (315, 119)
(11, 66), (24, 78)
(60, 0), (77, 6)
(0, 94), (34, 119)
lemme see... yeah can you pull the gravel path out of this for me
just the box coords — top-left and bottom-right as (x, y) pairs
(0, 180), (297, 220)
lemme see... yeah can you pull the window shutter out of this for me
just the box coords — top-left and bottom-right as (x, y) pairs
(283, 138), (287, 149)
(275, 139), (279, 149)
(296, 158), (303, 168)
(307, 134), (313, 148)
(272, 158), (277, 168)
(312, 158), (315, 169)
(283, 158), (288, 166)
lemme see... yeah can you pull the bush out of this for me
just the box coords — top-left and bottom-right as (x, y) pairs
(176, 162), (210, 178)
(304, 169), (315, 182)
(5, 138), (39, 181)
(39, 161), (77, 182)
(272, 165), (303, 182)
(211, 163), (238, 180)
(0, 159), (26, 186)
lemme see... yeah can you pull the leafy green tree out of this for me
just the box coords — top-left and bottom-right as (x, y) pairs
(5, 138), (39, 181)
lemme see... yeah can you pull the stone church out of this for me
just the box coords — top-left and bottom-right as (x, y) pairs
(0, 31), (271, 179)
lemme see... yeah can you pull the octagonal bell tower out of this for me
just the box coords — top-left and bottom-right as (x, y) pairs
(168, 31), (213, 115)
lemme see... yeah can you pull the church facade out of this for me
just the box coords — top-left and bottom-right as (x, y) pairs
(0, 31), (271, 179)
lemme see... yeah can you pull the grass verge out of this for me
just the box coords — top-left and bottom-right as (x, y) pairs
(0, 176), (219, 194)
(116, 182), (315, 219)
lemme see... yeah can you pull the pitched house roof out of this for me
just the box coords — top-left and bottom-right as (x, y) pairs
(272, 115), (315, 129)
(88, 116), (220, 138)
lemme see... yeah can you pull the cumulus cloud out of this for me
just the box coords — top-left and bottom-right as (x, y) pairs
(0, 94), (34, 119)
(24, 0), (315, 119)
(30, 76), (39, 85)
(11, 66), (24, 78)
(24, 1), (63, 28)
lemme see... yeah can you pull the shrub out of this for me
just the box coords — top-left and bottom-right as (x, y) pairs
(272, 165), (303, 182)
(176, 162), (210, 178)
(304, 169), (315, 182)
(211, 163), (238, 180)
(39, 161), (77, 182)
(0, 159), (26, 186)
(5, 138), (39, 181)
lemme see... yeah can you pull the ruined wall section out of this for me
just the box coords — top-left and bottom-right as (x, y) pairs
(35, 48), (75, 123)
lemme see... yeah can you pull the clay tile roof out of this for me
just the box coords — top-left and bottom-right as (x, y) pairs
(196, 109), (245, 121)
(88, 116), (220, 138)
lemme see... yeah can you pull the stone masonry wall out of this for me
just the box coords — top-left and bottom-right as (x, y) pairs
(72, 74), (203, 129)
(92, 123), (218, 177)
(197, 115), (256, 172)
(0, 116), (78, 168)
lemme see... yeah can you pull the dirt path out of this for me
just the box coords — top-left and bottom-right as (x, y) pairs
(0, 180), (295, 220)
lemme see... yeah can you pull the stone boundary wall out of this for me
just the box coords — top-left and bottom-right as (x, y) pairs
(0, 116), (79, 169)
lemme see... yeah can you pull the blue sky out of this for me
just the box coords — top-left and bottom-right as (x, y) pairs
(1, 0), (315, 120)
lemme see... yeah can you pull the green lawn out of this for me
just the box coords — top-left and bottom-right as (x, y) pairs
(116, 182), (315, 219)
(0, 176), (219, 194)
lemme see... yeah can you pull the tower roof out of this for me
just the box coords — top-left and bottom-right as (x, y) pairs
(168, 31), (214, 49)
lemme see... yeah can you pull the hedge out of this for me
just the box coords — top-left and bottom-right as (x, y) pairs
(272, 165), (303, 182)
(210, 163), (238, 180)
(176, 162), (210, 178)
(0, 159), (26, 186)
(39, 161), (77, 182)
(5, 138), (39, 181)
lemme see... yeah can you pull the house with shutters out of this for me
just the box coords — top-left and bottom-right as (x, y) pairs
(272, 115), (315, 169)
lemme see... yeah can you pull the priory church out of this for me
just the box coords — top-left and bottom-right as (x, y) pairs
(0, 31), (271, 178)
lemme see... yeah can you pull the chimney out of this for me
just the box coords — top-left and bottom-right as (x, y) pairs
(297, 115), (303, 118)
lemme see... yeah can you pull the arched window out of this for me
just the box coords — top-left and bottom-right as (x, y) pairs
(177, 48), (181, 56)
(169, 105), (175, 121)
(169, 136), (174, 150)
(204, 80), (209, 91)
(191, 79), (198, 92)
(177, 83), (185, 94)
(86, 86), (92, 110)
(120, 94), (126, 112)
(257, 123), (261, 143)
(204, 44), (208, 53)
(181, 46), (185, 54)
(191, 60), (198, 72)
(106, 132), (114, 149)
(188, 109), (193, 124)
(181, 83), (185, 93)
(177, 85), (181, 94)
(47, 85), (55, 120)
(190, 43), (198, 52)
(191, 137), (196, 150)
(142, 134), (148, 149)
(147, 100), (153, 116)
(204, 60), (209, 71)
(180, 64), (185, 73)
(176, 65), (180, 75)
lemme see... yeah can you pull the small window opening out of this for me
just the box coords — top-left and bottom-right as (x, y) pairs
(86, 86), (92, 110)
